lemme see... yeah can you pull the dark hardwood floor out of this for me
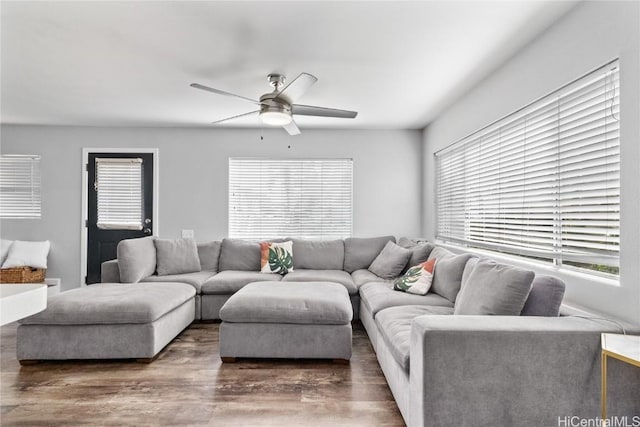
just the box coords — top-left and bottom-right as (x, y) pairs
(0, 321), (404, 426)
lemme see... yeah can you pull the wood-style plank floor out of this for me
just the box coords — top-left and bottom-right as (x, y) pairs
(0, 321), (404, 426)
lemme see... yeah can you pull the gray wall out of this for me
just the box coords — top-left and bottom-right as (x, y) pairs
(0, 126), (423, 290)
(422, 1), (640, 325)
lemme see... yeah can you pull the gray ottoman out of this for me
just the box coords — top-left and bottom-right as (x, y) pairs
(17, 283), (195, 363)
(219, 281), (353, 362)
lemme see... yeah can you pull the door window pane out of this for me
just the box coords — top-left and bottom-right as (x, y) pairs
(95, 158), (143, 230)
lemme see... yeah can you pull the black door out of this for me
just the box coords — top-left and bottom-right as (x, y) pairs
(86, 152), (154, 284)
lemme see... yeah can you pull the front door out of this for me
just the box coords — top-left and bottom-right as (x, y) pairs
(86, 152), (154, 284)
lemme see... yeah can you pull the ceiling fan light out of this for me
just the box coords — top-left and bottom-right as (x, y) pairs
(260, 110), (292, 126)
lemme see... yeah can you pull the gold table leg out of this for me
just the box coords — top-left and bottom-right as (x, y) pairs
(601, 351), (607, 420)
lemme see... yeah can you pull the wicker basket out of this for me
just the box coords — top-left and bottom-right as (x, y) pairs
(0, 267), (46, 284)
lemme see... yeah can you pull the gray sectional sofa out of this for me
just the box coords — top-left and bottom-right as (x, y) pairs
(24, 235), (640, 426)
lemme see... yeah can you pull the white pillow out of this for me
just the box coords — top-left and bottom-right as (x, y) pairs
(2, 240), (50, 269)
(0, 239), (13, 266)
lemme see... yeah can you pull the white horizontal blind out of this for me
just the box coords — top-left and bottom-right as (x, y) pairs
(229, 158), (353, 239)
(0, 155), (41, 219)
(96, 158), (143, 230)
(436, 60), (620, 274)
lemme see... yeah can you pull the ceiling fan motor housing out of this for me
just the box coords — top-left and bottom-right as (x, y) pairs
(259, 92), (292, 125)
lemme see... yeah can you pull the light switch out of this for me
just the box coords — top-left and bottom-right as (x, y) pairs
(181, 229), (195, 239)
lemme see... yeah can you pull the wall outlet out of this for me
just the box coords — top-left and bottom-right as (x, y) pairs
(181, 229), (195, 239)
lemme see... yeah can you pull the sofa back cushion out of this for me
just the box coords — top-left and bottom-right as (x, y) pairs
(290, 238), (344, 270)
(219, 239), (261, 271)
(117, 236), (156, 283)
(368, 241), (412, 279)
(521, 275), (565, 316)
(454, 259), (534, 315)
(197, 240), (221, 272)
(428, 246), (475, 303)
(344, 235), (396, 273)
(155, 238), (201, 276)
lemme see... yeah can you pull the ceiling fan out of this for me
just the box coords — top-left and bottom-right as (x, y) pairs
(190, 72), (358, 135)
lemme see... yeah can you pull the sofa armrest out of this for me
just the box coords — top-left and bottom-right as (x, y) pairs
(409, 315), (640, 427)
(101, 259), (120, 283)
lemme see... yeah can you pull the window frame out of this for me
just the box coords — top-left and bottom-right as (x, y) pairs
(0, 154), (42, 219)
(434, 59), (620, 278)
(228, 157), (354, 240)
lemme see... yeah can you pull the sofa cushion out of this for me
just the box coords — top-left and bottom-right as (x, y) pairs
(521, 275), (565, 317)
(397, 237), (418, 249)
(141, 270), (217, 294)
(351, 269), (391, 288)
(290, 238), (344, 270)
(375, 305), (454, 371)
(20, 283), (195, 325)
(368, 241), (412, 279)
(359, 282), (453, 316)
(428, 247), (475, 303)
(117, 236), (156, 283)
(154, 238), (201, 276)
(219, 281), (352, 325)
(201, 270), (282, 295)
(198, 240), (221, 272)
(343, 235), (396, 273)
(393, 258), (436, 295)
(218, 239), (261, 271)
(260, 241), (294, 275)
(282, 269), (357, 295)
(454, 259), (534, 315)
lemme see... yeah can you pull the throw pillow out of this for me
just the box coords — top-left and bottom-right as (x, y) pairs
(117, 236), (156, 283)
(155, 238), (202, 276)
(0, 239), (13, 266)
(454, 259), (535, 315)
(368, 241), (412, 279)
(520, 275), (565, 317)
(393, 258), (437, 295)
(428, 248), (475, 303)
(260, 241), (294, 275)
(343, 236), (396, 273)
(2, 240), (50, 269)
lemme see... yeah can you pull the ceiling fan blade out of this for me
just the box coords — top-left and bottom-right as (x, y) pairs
(283, 119), (301, 136)
(292, 104), (358, 119)
(212, 110), (260, 125)
(274, 73), (318, 103)
(190, 83), (260, 105)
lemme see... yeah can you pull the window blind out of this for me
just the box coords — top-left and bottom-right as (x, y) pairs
(436, 60), (620, 274)
(229, 158), (353, 239)
(95, 158), (144, 230)
(0, 155), (41, 219)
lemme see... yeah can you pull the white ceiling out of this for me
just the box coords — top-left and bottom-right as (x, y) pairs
(1, 1), (576, 130)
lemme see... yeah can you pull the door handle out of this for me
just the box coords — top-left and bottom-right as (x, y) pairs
(143, 227), (152, 235)
(144, 218), (152, 224)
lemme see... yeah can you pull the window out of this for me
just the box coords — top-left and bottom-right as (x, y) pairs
(436, 60), (620, 275)
(229, 158), (353, 239)
(0, 155), (41, 219)
(95, 157), (143, 230)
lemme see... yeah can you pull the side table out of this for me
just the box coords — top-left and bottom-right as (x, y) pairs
(601, 333), (640, 419)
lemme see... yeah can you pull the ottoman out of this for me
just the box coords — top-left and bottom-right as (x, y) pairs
(17, 283), (195, 363)
(219, 281), (353, 362)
